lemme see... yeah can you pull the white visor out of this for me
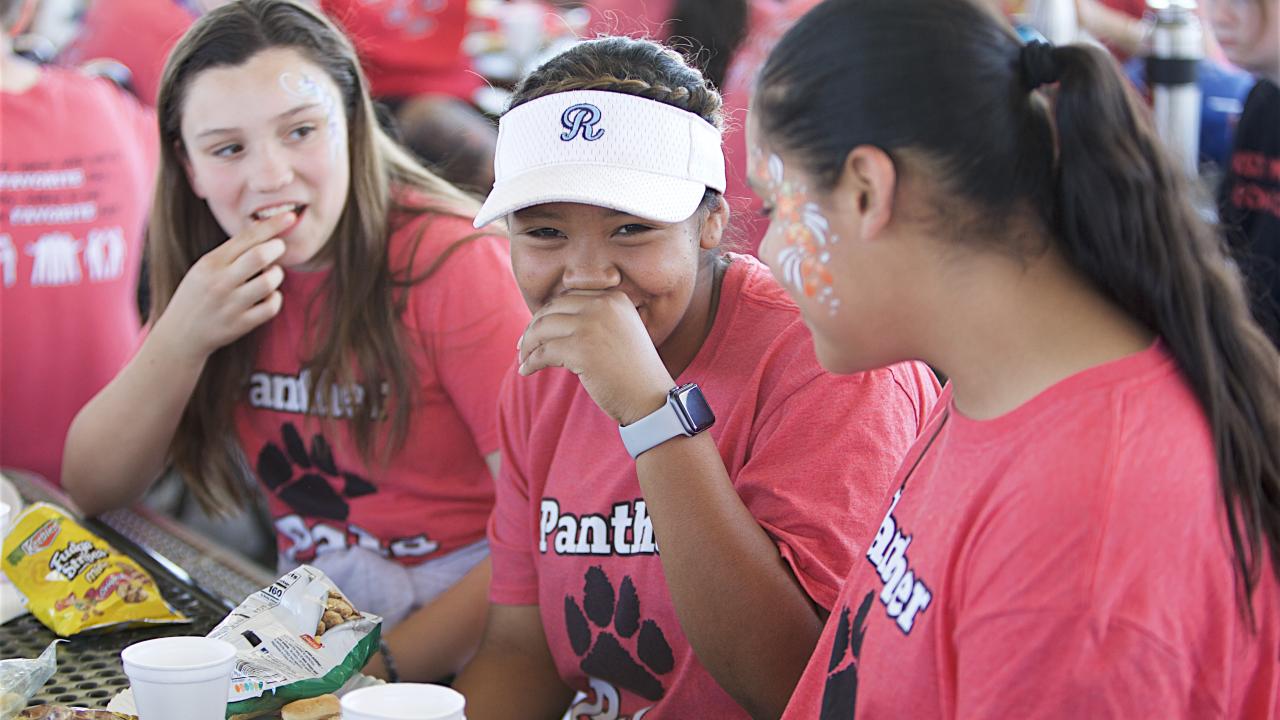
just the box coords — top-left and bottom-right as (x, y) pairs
(474, 90), (727, 228)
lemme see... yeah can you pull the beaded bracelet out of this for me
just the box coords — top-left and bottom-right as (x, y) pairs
(378, 637), (401, 683)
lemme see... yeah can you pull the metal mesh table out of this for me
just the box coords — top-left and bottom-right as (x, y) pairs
(2, 471), (275, 709)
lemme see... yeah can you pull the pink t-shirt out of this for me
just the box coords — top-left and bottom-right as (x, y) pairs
(585, 0), (677, 37)
(235, 212), (530, 567)
(720, 0), (821, 256)
(490, 254), (940, 719)
(783, 344), (1280, 719)
(0, 67), (157, 484)
(321, 0), (479, 100)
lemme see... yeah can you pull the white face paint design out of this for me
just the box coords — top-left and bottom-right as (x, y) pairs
(754, 148), (842, 314)
(279, 71), (344, 161)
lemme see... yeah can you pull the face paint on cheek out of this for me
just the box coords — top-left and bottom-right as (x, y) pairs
(758, 151), (842, 315)
(279, 71), (345, 161)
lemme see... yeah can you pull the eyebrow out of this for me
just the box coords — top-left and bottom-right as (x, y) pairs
(194, 102), (322, 139)
(515, 207), (634, 222)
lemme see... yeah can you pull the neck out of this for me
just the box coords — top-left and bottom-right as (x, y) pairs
(915, 241), (1153, 420)
(658, 253), (729, 379)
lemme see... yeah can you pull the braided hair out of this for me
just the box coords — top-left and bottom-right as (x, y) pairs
(509, 36), (724, 129)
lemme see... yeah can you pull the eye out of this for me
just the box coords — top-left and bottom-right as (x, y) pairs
(615, 223), (653, 236)
(759, 204), (775, 218)
(519, 227), (566, 240)
(212, 143), (243, 158)
(288, 124), (318, 141)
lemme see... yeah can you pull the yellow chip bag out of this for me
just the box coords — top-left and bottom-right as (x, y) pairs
(2, 503), (187, 636)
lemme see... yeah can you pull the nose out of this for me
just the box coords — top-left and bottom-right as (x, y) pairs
(248, 142), (294, 194)
(560, 239), (621, 291)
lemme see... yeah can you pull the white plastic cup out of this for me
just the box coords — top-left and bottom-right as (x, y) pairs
(121, 636), (237, 720)
(340, 683), (467, 720)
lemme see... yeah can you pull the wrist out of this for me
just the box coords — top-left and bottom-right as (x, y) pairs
(617, 386), (674, 427)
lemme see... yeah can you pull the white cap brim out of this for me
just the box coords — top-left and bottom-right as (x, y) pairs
(475, 163), (709, 227)
(474, 90), (725, 228)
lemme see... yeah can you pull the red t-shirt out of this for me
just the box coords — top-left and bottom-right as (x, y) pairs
(720, 0), (822, 256)
(783, 343), (1280, 719)
(0, 67), (157, 484)
(234, 213), (529, 567)
(320, 0), (479, 100)
(489, 254), (940, 719)
(58, 0), (196, 107)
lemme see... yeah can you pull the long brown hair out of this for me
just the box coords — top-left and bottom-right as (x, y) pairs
(152, 0), (487, 512)
(756, 0), (1280, 621)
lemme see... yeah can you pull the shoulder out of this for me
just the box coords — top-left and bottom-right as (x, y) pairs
(389, 203), (509, 281)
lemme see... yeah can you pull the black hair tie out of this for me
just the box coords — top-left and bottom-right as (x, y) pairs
(1021, 40), (1060, 91)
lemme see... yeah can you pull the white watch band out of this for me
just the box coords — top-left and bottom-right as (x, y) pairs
(619, 394), (689, 459)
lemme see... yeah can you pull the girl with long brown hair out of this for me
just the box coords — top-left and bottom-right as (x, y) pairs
(748, 0), (1280, 717)
(62, 0), (530, 684)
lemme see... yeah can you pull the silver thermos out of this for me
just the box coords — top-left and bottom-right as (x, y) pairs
(1146, 0), (1203, 176)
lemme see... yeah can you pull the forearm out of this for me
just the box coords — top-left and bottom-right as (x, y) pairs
(636, 432), (823, 720)
(62, 326), (206, 515)
(366, 557), (492, 683)
(453, 605), (575, 720)
(1077, 0), (1146, 55)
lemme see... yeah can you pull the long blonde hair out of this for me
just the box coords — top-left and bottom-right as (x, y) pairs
(152, 0), (488, 512)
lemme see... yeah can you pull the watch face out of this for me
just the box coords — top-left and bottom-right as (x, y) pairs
(676, 384), (716, 433)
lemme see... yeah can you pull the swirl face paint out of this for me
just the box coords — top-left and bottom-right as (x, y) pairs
(279, 71), (345, 161)
(751, 147), (842, 314)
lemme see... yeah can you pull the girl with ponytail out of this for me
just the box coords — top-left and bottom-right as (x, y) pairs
(749, 0), (1280, 717)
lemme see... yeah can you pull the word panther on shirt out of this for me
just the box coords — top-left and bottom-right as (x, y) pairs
(540, 499), (658, 556)
(248, 369), (388, 420)
(865, 489), (933, 634)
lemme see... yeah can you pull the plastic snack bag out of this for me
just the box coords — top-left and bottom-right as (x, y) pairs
(0, 640), (62, 720)
(1, 504), (187, 636)
(208, 565), (381, 718)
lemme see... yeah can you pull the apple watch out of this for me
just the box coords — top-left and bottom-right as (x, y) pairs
(618, 383), (716, 459)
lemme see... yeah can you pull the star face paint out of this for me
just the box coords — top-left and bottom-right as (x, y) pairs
(752, 147), (842, 314)
(279, 71), (345, 161)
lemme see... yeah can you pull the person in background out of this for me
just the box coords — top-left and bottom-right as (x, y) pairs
(1211, 0), (1280, 344)
(61, 0), (530, 685)
(453, 36), (938, 720)
(0, 0), (157, 485)
(321, 0), (497, 193)
(58, 0), (198, 106)
(749, 0), (1280, 716)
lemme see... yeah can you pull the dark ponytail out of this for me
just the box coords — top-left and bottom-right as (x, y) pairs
(757, 0), (1280, 621)
(1049, 42), (1280, 619)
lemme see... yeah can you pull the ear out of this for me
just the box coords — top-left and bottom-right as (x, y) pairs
(697, 194), (729, 251)
(177, 141), (206, 199)
(834, 145), (896, 241)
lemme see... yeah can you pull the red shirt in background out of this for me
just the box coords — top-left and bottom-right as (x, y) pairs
(320, 0), (478, 100)
(720, 0), (821, 255)
(0, 67), (157, 483)
(782, 344), (1280, 719)
(234, 214), (529, 567)
(59, 0), (196, 107)
(585, 0), (676, 37)
(490, 254), (940, 719)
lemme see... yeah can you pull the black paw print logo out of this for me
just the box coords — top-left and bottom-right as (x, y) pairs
(819, 591), (874, 720)
(256, 422), (377, 520)
(565, 566), (675, 702)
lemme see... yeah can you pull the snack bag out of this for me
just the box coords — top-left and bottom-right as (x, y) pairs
(1, 503), (187, 636)
(209, 565), (381, 718)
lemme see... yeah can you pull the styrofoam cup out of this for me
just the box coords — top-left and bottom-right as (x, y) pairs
(121, 636), (236, 720)
(340, 683), (467, 720)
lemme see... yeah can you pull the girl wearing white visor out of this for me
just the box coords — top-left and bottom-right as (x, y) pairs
(453, 37), (939, 719)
